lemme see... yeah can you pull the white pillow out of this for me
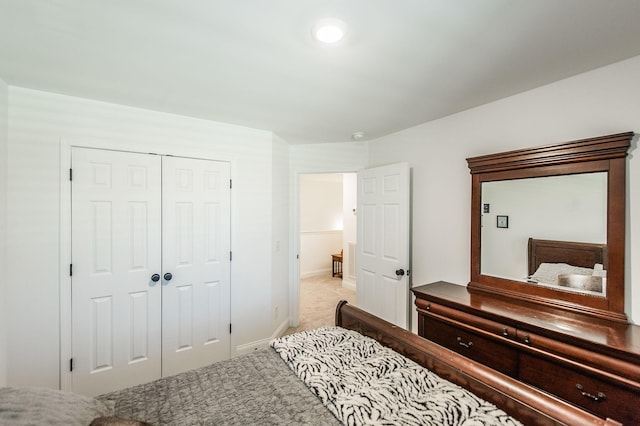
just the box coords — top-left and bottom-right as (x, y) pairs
(530, 262), (594, 285)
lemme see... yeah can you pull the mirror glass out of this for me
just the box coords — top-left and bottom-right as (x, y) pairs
(480, 172), (607, 295)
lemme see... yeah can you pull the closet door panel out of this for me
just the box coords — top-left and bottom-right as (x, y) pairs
(161, 156), (231, 377)
(71, 148), (162, 396)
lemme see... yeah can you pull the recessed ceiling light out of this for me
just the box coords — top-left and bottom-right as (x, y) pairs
(312, 18), (346, 44)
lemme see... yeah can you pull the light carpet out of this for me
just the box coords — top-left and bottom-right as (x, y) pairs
(284, 275), (356, 335)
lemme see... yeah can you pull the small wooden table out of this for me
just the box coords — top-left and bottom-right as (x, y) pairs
(331, 253), (343, 278)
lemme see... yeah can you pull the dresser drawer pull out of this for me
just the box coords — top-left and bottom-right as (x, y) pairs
(426, 303), (431, 311)
(576, 384), (606, 402)
(502, 328), (509, 337)
(456, 337), (473, 349)
(524, 334), (531, 345)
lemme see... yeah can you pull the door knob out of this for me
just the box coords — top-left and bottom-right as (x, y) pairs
(151, 273), (160, 282)
(395, 269), (405, 277)
(164, 272), (173, 281)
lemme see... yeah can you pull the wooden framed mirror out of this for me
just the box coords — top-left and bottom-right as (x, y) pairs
(467, 132), (633, 323)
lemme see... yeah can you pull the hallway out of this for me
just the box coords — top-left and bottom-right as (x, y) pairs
(285, 275), (356, 335)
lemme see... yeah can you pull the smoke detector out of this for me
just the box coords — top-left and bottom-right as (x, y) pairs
(351, 131), (365, 141)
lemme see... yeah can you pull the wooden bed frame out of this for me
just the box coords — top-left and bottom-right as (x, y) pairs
(335, 300), (621, 426)
(527, 237), (607, 276)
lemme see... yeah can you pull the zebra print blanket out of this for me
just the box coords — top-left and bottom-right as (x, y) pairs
(271, 327), (522, 426)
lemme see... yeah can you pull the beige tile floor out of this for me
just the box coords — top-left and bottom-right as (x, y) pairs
(284, 274), (356, 335)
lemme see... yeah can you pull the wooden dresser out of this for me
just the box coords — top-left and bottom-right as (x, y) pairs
(412, 282), (640, 425)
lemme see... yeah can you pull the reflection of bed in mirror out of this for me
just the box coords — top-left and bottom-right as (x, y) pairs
(527, 237), (607, 293)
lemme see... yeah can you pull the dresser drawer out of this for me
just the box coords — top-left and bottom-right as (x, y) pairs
(421, 315), (518, 376)
(418, 300), (516, 339)
(516, 329), (640, 382)
(519, 352), (640, 424)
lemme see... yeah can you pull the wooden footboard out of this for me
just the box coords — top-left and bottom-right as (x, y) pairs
(335, 301), (621, 426)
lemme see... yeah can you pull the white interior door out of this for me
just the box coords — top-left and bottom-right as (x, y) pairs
(356, 163), (411, 329)
(161, 156), (231, 377)
(71, 148), (162, 396)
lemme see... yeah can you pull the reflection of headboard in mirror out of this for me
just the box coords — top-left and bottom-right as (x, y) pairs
(467, 132), (633, 324)
(527, 237), (607, 276)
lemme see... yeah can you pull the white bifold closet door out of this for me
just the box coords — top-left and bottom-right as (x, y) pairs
(71, 147), (230, 396)
(160, 155), (231, 377)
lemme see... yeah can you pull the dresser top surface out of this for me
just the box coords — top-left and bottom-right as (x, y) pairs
(412, 281), (640, 358)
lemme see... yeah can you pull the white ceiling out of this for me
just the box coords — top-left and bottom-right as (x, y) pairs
(2, 1), (640, 144)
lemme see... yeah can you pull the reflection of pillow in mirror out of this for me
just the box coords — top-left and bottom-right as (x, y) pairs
(530, 263), (594, 285)
(557, 274), (603, 292)
(592, 263), (607, 277)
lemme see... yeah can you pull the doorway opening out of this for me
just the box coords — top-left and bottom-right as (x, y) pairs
(288, 172), (356, 334)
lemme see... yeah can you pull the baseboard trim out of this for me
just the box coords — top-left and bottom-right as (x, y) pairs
(341, 279), (356, 291)
(234, 318), (290, 356)
(300, 269), (332, 279)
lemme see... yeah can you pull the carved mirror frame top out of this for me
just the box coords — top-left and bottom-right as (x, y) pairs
(467, 132), (633, 324)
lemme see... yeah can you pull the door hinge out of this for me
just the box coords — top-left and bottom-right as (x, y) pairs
(69, 168), (73, 181)
(229, 179), (232, 189)
(229, 323), (232, 334)
(69, 264), (73, 276)
(229, 251), (232, 261)
(69, 358), (74, 372)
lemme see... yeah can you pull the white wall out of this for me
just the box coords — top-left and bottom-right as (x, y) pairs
(299, 174), (343, 277)
(300, 230), (343, 277)
(270, 134), (290, 335)
(6, 87), (285, 388)
(300, 175), (344, 231)
(342, 173), (357, 287)
(0, 76), (8, 386)
(368, 55), (640, 324)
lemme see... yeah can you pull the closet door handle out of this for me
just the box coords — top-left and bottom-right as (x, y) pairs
(150, 273), (160, 282)
(164, 272), (173, 281)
